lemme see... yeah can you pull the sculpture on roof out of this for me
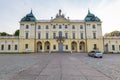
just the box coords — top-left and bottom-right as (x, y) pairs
(56, 9), (65, 18)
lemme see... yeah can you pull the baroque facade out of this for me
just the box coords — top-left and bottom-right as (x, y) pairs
(0, 10), (120, 53)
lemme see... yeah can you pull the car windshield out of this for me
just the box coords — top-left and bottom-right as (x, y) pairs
(96, 51), (101, 53)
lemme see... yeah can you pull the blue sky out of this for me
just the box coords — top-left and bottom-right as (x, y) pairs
(0, 0), (120, 35)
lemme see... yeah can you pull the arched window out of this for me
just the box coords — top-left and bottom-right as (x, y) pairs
(59, 31), (62, 38)
(65, 33), (68, 39)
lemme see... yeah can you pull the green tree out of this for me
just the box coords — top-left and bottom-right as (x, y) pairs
(14, 30), (19, 36)
(0, 32), (8, 36)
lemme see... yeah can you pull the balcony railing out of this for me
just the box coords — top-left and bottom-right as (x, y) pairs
(0, 36), (19, 39)
(55, 36), (66, 39)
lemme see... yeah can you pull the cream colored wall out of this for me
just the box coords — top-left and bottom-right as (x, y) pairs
(0, 38), (19, 52)
(35, 22), (85, 39)
(19, 39), (35, 52)
(18, 19), (104, 53)
(87, 39), (104, 52)
(20, 22), (36, 39)
(104, 38), (120, 53)
(85, 22), (102, 38)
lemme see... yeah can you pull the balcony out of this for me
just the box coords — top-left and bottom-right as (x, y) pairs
(55, 36), (66, 42)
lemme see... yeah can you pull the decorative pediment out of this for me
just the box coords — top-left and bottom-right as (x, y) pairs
(50, 9), (70, 23)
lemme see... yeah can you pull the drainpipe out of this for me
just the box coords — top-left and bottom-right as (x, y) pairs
(85, 22), (88, 52)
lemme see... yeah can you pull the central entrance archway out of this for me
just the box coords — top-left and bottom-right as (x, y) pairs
(58, 42), (63, 52)
(71, 41), (77, 52)
(79, 41), (85, 52)
(37, 41), (42, 52)
(45, 41), (50, 52)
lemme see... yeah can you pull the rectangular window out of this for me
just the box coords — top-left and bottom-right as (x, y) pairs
(93, 33), (96, 39)
(59, 31), (62, 38)
(53, 33), (56, 39)
(53, 45), (56, 50)
(73, 33), (75, 39)
(65, 25), (68, 29)
(79, 45), (82, 50)
(53, 25), (56, 29)
(40, 45), (42, 50)
(94, 44), (97, 50)
(92, 25), (96, 29)
(81, 33), (83, 39)
(59, 25), (62, 29)
(80, 25), (83, 29)
(38, 33), (41, 39)
(26, 25), (29, 29)
(72, 25), (75, 29)
(25, 32), (29, 39)
(112, 45), (115, 50)
(119, 45), (120, 50)
(15, 45), (17, 50)
(46, 25), (49, 29)
(38, 25), (41, 29)
(46, 33), (48, 39)
(25, 44), (28, 49)
(8, 45), (11, 50)
(66, 45), (68, 50)
(1, 45), (4, 50)
(65, 33), (68, 39)
(47, 45), (49, 50)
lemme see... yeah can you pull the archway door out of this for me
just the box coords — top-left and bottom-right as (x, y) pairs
(79, 41), (85, 52)
(105, 44), (108, 52)
(58, 42), (63, 52)
(37, 41), (42, 52)
(45, 41), (50, 52)
(71, 41), (77, 52)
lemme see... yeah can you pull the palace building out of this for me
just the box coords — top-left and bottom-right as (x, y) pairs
(0, 10), (120, 53)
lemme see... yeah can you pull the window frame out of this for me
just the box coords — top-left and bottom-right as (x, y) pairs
(8, 45), (11, 50)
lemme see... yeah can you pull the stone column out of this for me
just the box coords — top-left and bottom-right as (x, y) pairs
(42, 41), (44, 52)
(77, 41), (80, 52)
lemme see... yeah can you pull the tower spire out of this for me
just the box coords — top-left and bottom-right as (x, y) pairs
(30, 8), (33, 14)
(88, 8), (90, 14)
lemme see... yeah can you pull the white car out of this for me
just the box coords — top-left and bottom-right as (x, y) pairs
(88, 51), (103, 58)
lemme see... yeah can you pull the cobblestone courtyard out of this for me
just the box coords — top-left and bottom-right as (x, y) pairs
(0, 53), (120, 80)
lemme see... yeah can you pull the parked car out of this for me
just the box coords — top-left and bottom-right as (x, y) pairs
(88, 50), (103, 58)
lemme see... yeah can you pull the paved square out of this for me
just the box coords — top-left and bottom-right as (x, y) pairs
(0, 53), (120, 80)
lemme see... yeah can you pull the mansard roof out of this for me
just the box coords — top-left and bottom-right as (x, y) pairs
(21, 10), (36, 22)
(20, 9), (101, 23)
(84, 10), (101, 22)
